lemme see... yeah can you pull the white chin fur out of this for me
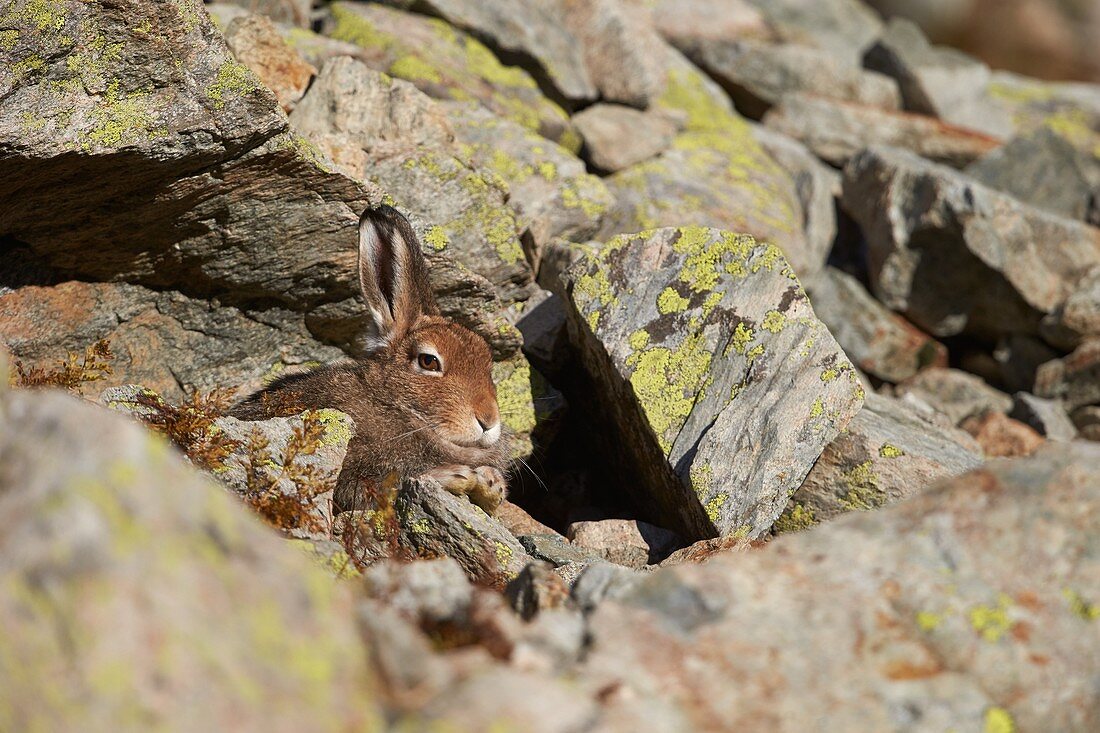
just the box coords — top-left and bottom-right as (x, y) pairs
(479, 423), (501, 447)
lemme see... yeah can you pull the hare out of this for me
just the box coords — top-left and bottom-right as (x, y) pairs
(230, 205), (510, 515)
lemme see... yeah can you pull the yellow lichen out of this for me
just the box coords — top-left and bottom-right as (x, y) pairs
(773, 503), (816, 533)
(492, 359), (536, 452)
(839, 461), (883, 511)
(627, 331), (713, 453)
(984, 707), (1016, 733)
(388, 54), (442, 83)
(878, 443), (904, 458)
(704, 492), (728, 524)
(310, 409), (352, 448)
(629, 329), (650, 350)
(761, 310), (787, 333)
(1063, 588), (1100, 621)
(969, 596), (1012, 642)
(657, 287), (690, 314)
(915, 610), (942, 632)
(207, 59), (260, 109)
(423, 225), (450, 251)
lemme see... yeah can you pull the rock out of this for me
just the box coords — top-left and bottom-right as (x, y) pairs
(219, 0), (312, 28)
(289, 57), (533, 305)
(0, 0), (394, 356)
(1009, 393), (1078, 442)
(0, 386), (379, 729)
(1072, 406), (1100, 442)
(863, 17), (1012, 138)
(495, 499), (557, 537)
(224, 13), (316, 112)
(648, 0), (774, 53)
(991, 334), (1059, 394)
(740, 0), (883, 67)
(896, 368), (1013, 425)
(0, 281), (342, 401)
(442, 100), (613, 264)
(749, 125), (840, 287)
(515, 290), (571, 379)
(658, 535), (753, 566)
(1035, 339), (1100, 410)
(570, 562), (645, 613)
(1041, 266), (1100, 350)
(322, 2), (576, 147)
(580, 443), (1100, 731)
(843, 146), (1100, 339)
(985, 71), (1100, 147)
(961, 411), (1046, 458)
(764, 93), (1000, 168)
(808, 267), (947, 383)
(572, 103), (679, 172)
(568, 519), (682, 568)
(563, 227), (864, 540)
(491, 353), (542, 459)
(505, 561), (574, 620)
(392, 476), (532, 588)
(362, 557), (475, 626)
(779, 392), (982, 531)
(382, 0), (597, 104)
(966, 127), (1100, 225)
(519, 534), (601, 568)
(682, 39), (901, 119)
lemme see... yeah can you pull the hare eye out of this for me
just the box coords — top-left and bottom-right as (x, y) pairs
(417, 353), (442, 372)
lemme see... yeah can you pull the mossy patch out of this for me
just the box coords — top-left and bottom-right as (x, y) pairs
(627, 331), (713, 453)
(206, 59), (261, 109)
(984, 707), (1016, 733)
(310, 409), (352, 448)
(968, 595), (1012, 642)
(838, 460), (884, 512)
(773, 503), (816, 533)
(657, 287), (690, 314)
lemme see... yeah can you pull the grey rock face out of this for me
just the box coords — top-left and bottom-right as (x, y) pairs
(740, 0), (884, 67)
(843, 146), (1100, 339)
(581, 443), (1100, 732)
(220, 0), (312, 28)
(966, 127), (1100, 225)
(863, 17), (1013, 138)
(765, 93), (1000, 168)
(573, 103), (680, 172)
(382, 0), (597, 103)
(685, 39), (901, 118)
(808, 267), (946, 383)
(779, 393), (982, 531)
(563, 227), (863, 540)
(0, 387), (378, 730)
(1042, 266), (1100, 350)
(896, 368), (1014, 425)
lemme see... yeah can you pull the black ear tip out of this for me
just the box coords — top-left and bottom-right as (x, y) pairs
(360, 204), (407, 230)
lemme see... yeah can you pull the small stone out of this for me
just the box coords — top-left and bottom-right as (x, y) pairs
(1034, 339), (1100, 410)
(505, 561), (574, 620)
(1009, 393), (1078, 442)
(519, 534), (601, 568)
(225, 14), (316, 112)
(573, 103), (679, 172)
(896, 368), (1013, 425)
(567, 519), (683, 568)
(960, 411), (1046, 458)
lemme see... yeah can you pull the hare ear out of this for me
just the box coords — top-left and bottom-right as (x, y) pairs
(357, 206), (439, 350)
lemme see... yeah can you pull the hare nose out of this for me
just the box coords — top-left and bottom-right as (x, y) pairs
(476, 415), (494, 431)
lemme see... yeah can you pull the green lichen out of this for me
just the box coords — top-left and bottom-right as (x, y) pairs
(984, 707), (1016, 733)
(1063, 588), (1100, 621)
(287, 539), (361, 580)
(0, 29), (19, 50)
(494, 541), (514, 568)
(761, 310), (787, 333)
(536, 160), (557, 181)
(492, 359), (536, 446)
(773, 503), (816, 533)
(388, 54), (442, 83)
(820, 368), (839, 382)
(669, 228), (766, 291)
(561, 178), (609, 219)
(915, 610), (943, 632)
(206, 59), (260, 109)
(656, 67), (733, 134)
(423, 225), (450, 251)
(809, 397), (825, 419)
(657, 287), (690, 314)
(704, 492), (728, 524)
(328, 4), (397, 52)
(838, 461), (884, 512)
(23, 0), (67, 33)
(728, 322), (755, 356)
(573, 264), (618, 330)
(85, 81), (164, 150)
(310, 409), (352, 448)
(878, 443), (904, 459)
(629, 329), (650, 350)
(410, 518), (431, 534)
(969, 596), (1012, 642)
(627, 331), (712, 453)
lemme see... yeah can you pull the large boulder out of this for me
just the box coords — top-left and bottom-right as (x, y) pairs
(562, 227), (864, 540)
(0, 385), (380, 730)
(580, 442), (1100, 731)
(843, 146), (1100, 340)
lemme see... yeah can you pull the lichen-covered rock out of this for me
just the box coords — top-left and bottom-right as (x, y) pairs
(843, 146), (1100, 339)
(289, 56), (533, 306)
(778, 393), (981, 531)
(864, 17), (1013, 138)
(0, 0), (393, 356)
(0, 281), (342, 401)
(764, 93), (1000, 168)
(808, 267), (947, 383)
(381, 0), (597, 104)
(580, 442), (1100, 732)
(443, 101), (613, 264)
(965, 127), (1100, 225)
(563, 227), (864, 540)
(321, 1), (577, 147)
(219, 0), (312, 28)
(572, 103), (680, 173)
(648, 0), (773, 53)
(984, 71), (1100, 148)
(739, 0), (883, 67)
(681, 39), (901, 118)
(224, 13), (316, 111)
(0, 387), (380, 730)
(393, 476), (531, 588)
(896, 368), (1014, 425)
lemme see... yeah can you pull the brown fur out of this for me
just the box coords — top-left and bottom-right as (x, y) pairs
(230, 206), (511, 512)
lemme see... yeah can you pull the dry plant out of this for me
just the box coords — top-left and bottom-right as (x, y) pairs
(132, 388), (240, 471)
(9, 339), (114, 391)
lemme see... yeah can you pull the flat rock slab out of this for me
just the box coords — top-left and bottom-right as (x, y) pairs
(580, 442), (1100, 731)
(563, 227), (864, 540)
(843, 146), (1100, 339)
(572, 103), (679, 173)
(765, 93), (1000, 168)
(779, 393), (981, 531)
(896, 368), (1013, 426)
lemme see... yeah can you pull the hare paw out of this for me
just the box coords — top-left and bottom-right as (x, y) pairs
(422, 465), (506, 515)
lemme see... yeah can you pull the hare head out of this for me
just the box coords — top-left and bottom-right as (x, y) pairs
(355, 205), (502, 450)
